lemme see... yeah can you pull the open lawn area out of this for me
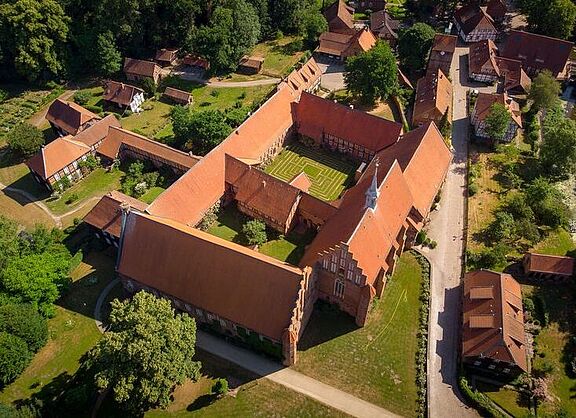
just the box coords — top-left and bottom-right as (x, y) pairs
(121, 99), (173, 139)
(0, 190), (54, 228)
(139, 186), (165, 204)
(265, 143), (356, 201)
(249, 36), (306, 78)
(476, 382), (531, 417)
(331, 90), (402, 124)
(206, 204), (315, 265)
(293, 252), (423, 416)
(0, 250), (114, 406)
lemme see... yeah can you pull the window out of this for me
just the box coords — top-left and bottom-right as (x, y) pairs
(340, 257), (346, 267)
(503, 368), (510, 374)
(54, 173), (61, 181)
(488, 364), (496, 370)
(330, 262), (336, 273)
(322, 258), (328, 269)
(63, 166), (70, 175)
(331, 253), (337, 263)
(346, 270), (353, 281)
(334, 279), (345, 299)
(219, 319), (226, 328)
(473, 360), (481, 366)
(195, 308), (203, 317)
(355, 273), (363, 284)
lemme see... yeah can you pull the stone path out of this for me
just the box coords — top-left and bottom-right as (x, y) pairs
(171, 70), (281, 88)
(93, 280), (400, 418)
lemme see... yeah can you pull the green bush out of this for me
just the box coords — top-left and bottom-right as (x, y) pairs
(85, 104), (103, 114)
(212, 378), (228, 396)
(142, 78), (156, 96)
(65, 193), (79, 205)
(0, 332), (32, 385)
(415, 230), (426, 245)
(458, 376), (506, 418)
(242, 219), (267, 246)
(73, 91), (91, 106)
(0, 304), (48, 353)
(0, 90), (8, 103)
(468, 183), (478, 196)
(7, 123), (44, 158)
(78, 155), (99, 171)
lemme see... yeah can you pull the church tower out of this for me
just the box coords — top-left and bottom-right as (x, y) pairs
(365, 161), (379, 211)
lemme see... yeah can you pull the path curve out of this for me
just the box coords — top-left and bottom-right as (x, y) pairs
(28, 90), (75, 127)
(171, 72), (281, 88)
(0, 181), (103, 228)
(92, 281), (400, 418)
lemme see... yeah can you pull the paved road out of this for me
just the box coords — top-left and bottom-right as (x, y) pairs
(424, 46), (482, 418)
(94, 281), (398, 418)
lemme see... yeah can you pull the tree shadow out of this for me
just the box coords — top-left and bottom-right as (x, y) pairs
(186, 394), (216, 411)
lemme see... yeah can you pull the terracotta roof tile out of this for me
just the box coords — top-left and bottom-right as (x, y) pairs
(324, 0), (355, 33)
(473, 92), (522, 128)
(318, 32), (352, 56)
(463, 270), (527, 372)
(73, 114), (121, 148)
(468, 40), (500, 76)
(495, 57), (531, 93)
(83, 191), (147, 238)
(155, 48), (179, 63)
(454, 4), (496, 36)
(501, 30), (573, 77)
(486, 0), (507, 20)
(413, 69), (453, 125)
(103, 80), (144, 107)
(163, 87), (192, 105)
(428, 34), (458, 75)
(183, 55), (210, 70)
(524, 252), (575, 276)
(118, 211), (307, 340)
(370, 10), (400, 38)
(294, 91), (403, 153)
(26, 136), (91, 180)
(124, 58), (160, 78)
(97, 126), (199, 170)
(46, 99), (100, 136)
(289, 172), (312, 192)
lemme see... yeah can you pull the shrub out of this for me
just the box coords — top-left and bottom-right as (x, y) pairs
(78, 155), (99, 171)
(7, 123), (44, 158)
(85, 104), (103, 114)
(142, 78), (156, 96)
(73, 91), (91, 105)
(523, 297), (535, 318)
(57, 176), (72, 191)
(242, 219), (267, 246)
(0, 89), (7, 102)
(210, 89), (220, 97)
(415, 230), (427, 245)
(458, 376), (506, 418)
(0, 332), (32, 385)
(65, 193), (79, 205)
(212, 378), (228, 396)
(0, 304), (48, 352)
(468, 182), (478, 196)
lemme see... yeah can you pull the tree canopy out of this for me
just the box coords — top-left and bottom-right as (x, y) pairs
(540, 115), (576, 179)
(85, 291), (201, 413)
(0, 304), (48, 353)
(7, 123), (44, 158)
(484, 103), (511, 143)
(171, 107), (232, 155)
(345, 41), (399, 105)
(0, 332), (31, 385)
(0, 0), (70, 80)
(528, 71), (561, 110)
(521, 0), (576, 39)
(242, 219), (267, 245)
(398, 23), (436, 74)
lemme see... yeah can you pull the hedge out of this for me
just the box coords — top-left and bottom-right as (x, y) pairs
(458, 375), (507, 418)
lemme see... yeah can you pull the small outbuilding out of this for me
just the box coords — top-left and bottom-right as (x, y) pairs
(155, 48), (179, 66)
(183, 54), (210, 71)
(238, 56), (265, 75)
(523, 252), (574, 281)
(124, 58), (162, 85)
(163, 87), (193, 106)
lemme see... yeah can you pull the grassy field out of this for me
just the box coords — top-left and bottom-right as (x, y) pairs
(0, 190), (54, 228)
(249, 36), (306, 78)
(265, 143), (356, 201)
(121, 99), (174, 138)
(477, 382), (531, 417)
(0, 250), (114, 406)
(206, 204), (315, 264)
(293, 252), (423, 416)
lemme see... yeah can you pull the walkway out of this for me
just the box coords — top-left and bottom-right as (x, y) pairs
(93, 280), (399, 418)
(424, 46), (482, 418)
(0, 180), (102, 228)
(171, 70), (281, 88)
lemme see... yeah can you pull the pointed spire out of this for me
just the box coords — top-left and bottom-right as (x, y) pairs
(365, 160), (380, 211)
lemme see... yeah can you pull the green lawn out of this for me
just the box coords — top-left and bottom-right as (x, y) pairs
(121, 99), (174, 139)
(265, 143), (357, 201)
(45, 168), (124, 215)
(476, 382), (531, 417)
(207, 204), (315, 264)
(293, 252), (423, 416)
(0, 250), (114, 406)
(531, 228), (576, 256)
(250, 36), (306, 77)
(139, 186), (165, 204)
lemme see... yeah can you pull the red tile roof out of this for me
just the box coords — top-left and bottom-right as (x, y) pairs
(413, 69), (453, 125)
(102, 80), (144, 107)
(501, 30), (573, 77)
(463, 270), (528, 372)
(163, 87), (192, 105)
(97, 126), (199, 170)
(473, 92), (522, 128)
(454, 4), (496, 36)
(318, 32), (353, 56)
(83, 191), (147, 238)
(468, 40), (500, 76)
(428, 34), (458, 76)
(118, 211), (308, 340)
(284, 58), (322, 95)
(183, 55), (210, 70)
(486, 0), (507, 20)
(155, 48), (179, 63)
(495, 57), (531, 93)
(294, 91), (403, 153)
(524, 252), (574, 276)
(374, 122), (452, 218)
(73, 114), (121, 148)
(289, 172), (312, 192)
(323, 0), (355, 33)
(124, 58), (160, 78)
(26, 136), (91, 180)
(46, 99), (100, 136)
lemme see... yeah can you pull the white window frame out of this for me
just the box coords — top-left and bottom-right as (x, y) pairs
(334, 279), (345, 299)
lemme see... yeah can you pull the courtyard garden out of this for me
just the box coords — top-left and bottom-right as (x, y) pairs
(293, 252), (425, 417)
(206, 204), (316, 265)
(264, 143), (357, 201)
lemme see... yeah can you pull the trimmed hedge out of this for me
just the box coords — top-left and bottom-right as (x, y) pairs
(0, 304), (48, 352)
(412, 251), (431, 417)
(458, 375), (507, 418)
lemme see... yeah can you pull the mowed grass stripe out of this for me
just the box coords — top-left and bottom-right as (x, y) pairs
(265, 144), (356, 201)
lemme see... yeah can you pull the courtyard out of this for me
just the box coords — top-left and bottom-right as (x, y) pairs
(264, 143), (357, 201)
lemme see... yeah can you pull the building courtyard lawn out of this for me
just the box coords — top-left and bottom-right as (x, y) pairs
(293, 252), (423, 416)
(265, 143), (356, 201)
(249, 36), (306, 78)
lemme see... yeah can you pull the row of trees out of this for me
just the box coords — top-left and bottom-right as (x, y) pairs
(0, 217), (74, 385)
(519, 0), (576, 40)
(0, 0), (327, 81)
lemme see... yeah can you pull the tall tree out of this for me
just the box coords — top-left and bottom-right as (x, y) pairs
(398, 23), (436, 74)
(94, 31), (122, 77)
(7, 123), (44, 158)
(484, 103), (511, 143)
(0, 217), (18, 272)
(171, 107), (232, 155)
(528, 71), (561, 110)
(269, 0), (314, 34)
(345, 41), (399, 105)
(0, 0), (70, 80)
(85, 291), (201, 413)
(521, 0), (576, 39)
(540, 117), (576, 179)
(301, 8), (328, 46)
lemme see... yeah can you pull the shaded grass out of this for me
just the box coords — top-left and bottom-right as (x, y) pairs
(250, 36), (306, 77)
(0, 189), (54, 228)
(477, 382), (531, 418)
(532, 228), (576, 256)
(293, 253), (423, 416)
(0, 251), (114, 405)
(139, 186), (165, 204)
